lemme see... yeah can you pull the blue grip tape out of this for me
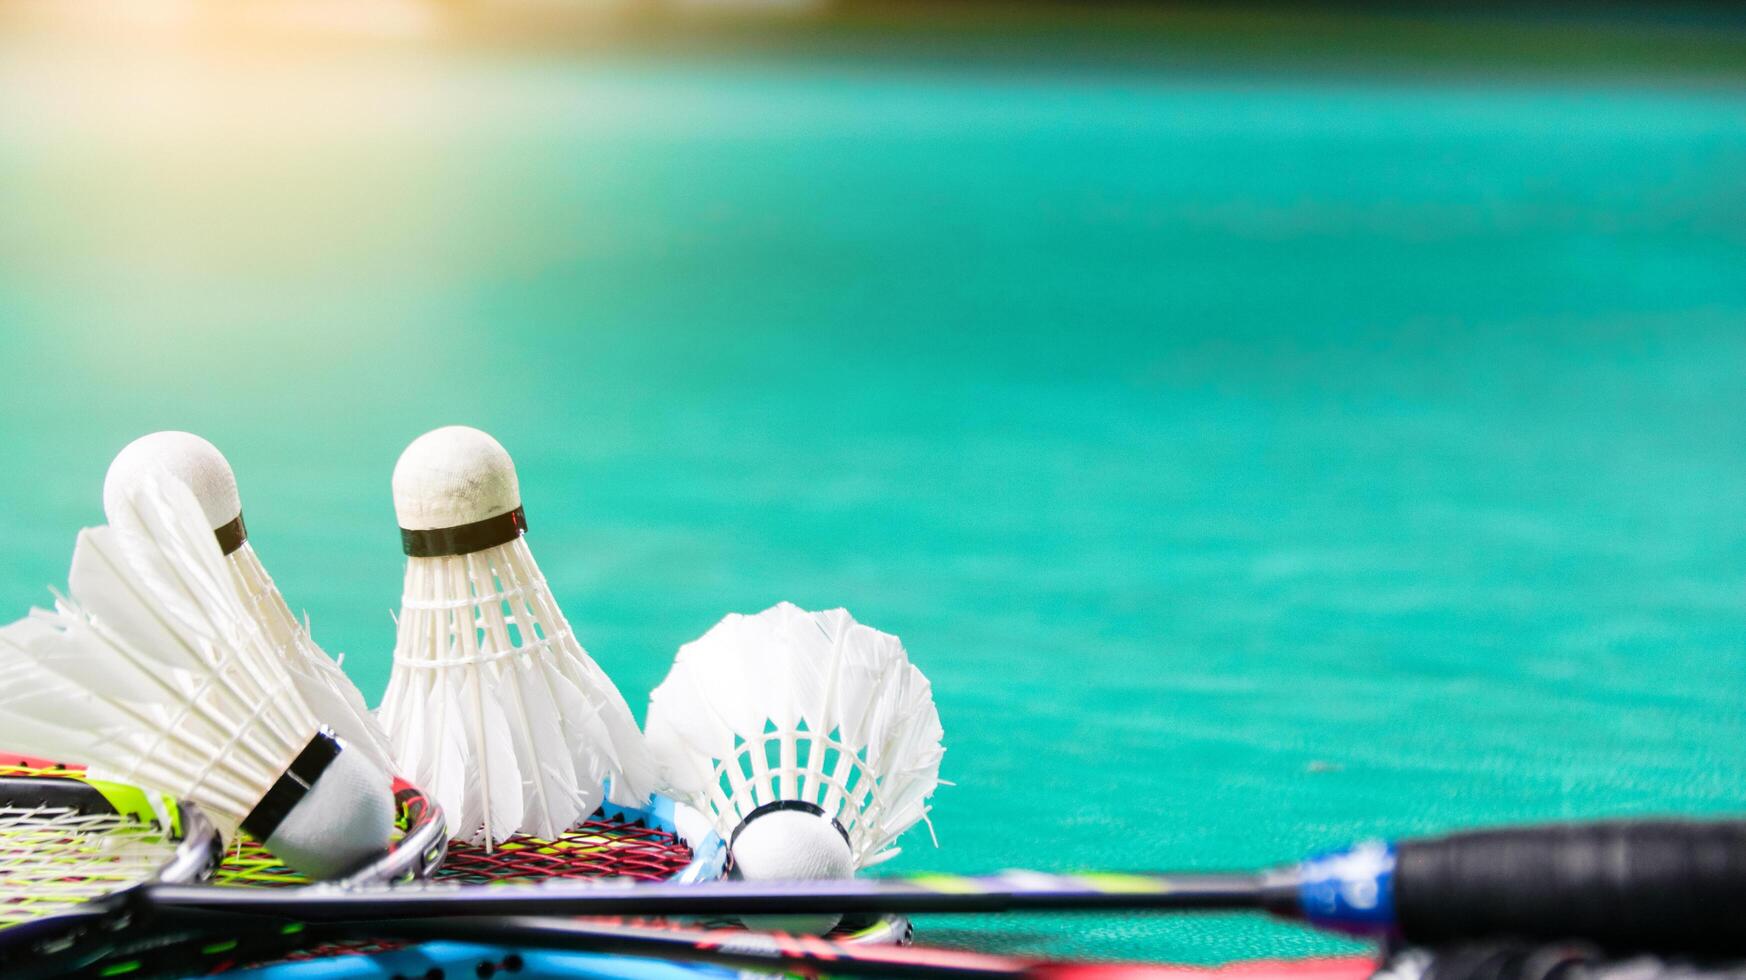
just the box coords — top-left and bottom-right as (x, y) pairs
(1296, 840), (1398, 937)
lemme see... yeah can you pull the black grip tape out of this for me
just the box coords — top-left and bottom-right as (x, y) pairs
(1396, 820), (1746, 954)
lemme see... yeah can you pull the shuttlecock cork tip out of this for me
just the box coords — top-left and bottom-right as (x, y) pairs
(104, 431), (241, 533)
(393, 425), (522, 532)
(732, 806), (854, 934)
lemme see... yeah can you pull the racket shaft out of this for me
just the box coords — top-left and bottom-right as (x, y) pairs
(140, 818), (1746, 956)
(144, 872), (1267, 919)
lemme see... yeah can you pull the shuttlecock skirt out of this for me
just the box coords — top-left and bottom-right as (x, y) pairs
(646, 602), (945, 873)
(380, 538), (654, 845)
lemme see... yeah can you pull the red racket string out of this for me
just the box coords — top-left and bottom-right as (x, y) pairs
(439, 816), (695, 884)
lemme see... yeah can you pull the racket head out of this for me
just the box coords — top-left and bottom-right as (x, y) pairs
(0, 760), (447, 887)
(0, 759), (446, 979)
(225, 793), (908, 977)
(0, 761), (221, 976)
(163, 793), (725, 974)
(435, 794), (909, 944)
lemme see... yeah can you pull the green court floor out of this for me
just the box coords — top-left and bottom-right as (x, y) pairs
(2, 9), (1744, 962)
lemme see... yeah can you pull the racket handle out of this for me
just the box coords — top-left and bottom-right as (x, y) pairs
(1292, 821), (1746, 954)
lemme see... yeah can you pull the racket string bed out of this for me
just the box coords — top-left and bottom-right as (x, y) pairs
(0, 803), (177, 929)
(437, 817), (696, 885)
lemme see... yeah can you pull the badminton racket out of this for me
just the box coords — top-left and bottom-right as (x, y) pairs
(2, 761), (900, 978)
(8, 764), (1733, 964)
(142, 818), (1746, 955)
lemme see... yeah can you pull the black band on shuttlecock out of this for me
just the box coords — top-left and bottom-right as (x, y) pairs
(213, 512), (248, 556)
(241, 729), (342, 843)
(399, 506), (528, 558)
(729, 799), (852, 851)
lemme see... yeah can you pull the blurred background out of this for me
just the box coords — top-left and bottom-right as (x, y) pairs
(2, 0), (1746, 963)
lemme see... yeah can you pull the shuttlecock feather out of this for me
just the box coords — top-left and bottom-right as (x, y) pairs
(646, 602), (944, 930)
(0, 472), (394, 880)
(102, 431), (396, 776)
(379, 425), (655, 845)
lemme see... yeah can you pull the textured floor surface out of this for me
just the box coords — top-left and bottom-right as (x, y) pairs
(2, 23), (1745, 961)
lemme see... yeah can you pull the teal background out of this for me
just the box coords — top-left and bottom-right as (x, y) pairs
(3, 15), (1746, 962)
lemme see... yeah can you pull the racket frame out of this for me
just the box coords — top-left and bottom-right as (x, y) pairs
(0, 770), (221, 976)
(0, 763), (448, 979)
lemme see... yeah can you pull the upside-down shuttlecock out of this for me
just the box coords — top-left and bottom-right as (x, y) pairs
(646, 601), (944, 932)
(378, 425), (656, 845)
(0, 471), (394, 880)
(102, 431), (396, 776)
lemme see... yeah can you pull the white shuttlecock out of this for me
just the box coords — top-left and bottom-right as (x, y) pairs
(0, 472), (394, 880)
(102, 431), (396, 776)
(646, 602), (944, 932)
(378, 425), (656, 845)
